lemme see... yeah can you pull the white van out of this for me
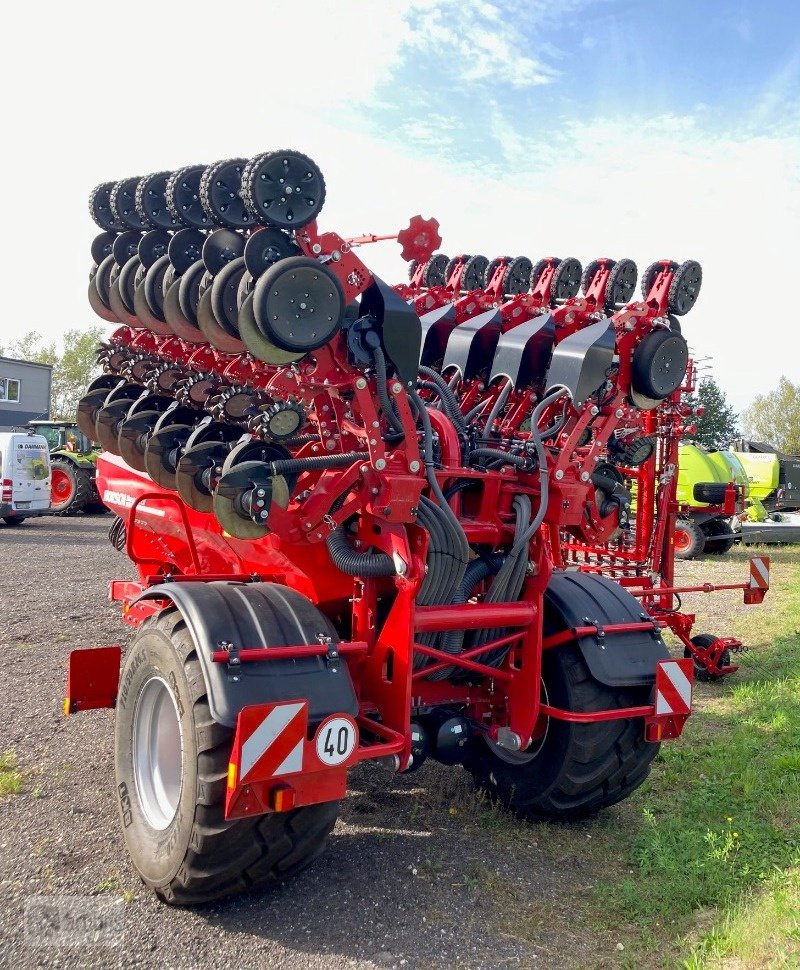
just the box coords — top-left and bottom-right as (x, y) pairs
(0, 431), (51, 525)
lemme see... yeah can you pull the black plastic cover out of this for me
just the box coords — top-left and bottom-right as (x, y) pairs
(419, 304), (458, 366)
(545, 318), (616, 404)
(490, 313), (555, 389)
(136, 581), (358, 727)
(543, 571), (669, 687)
(360, 277), (422, 387)
(441, 308), (502, 379)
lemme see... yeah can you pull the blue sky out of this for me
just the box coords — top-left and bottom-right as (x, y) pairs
(3, 0), (798, 414)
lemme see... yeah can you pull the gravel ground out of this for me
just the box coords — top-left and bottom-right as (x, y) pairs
(0, 516), (784, 970)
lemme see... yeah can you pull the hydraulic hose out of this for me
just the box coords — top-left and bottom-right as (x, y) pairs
(372, 345), (404, 435)
(326, 526), (396, 577)
(267, 452), (366, 476)
(418, 366), (467, 432)
(470, 447), (529, 469)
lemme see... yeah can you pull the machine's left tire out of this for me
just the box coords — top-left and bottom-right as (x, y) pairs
(115, 607), (339, 905)
(702, 519), (735, 554)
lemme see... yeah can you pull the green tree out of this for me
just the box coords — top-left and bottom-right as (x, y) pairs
(683, 377), (739, 450)
(742, 377), (800, 454)
(6, 328), (103, 420)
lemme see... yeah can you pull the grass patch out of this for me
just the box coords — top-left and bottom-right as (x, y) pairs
(599, 553), (800, 966)
(0, 751), (24, 796)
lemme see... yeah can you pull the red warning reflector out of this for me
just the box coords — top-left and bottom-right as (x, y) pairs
(749, 556), (770, 590)
(654, 658), (693, 716)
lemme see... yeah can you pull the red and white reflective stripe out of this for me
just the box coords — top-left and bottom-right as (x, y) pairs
(655, 660), (693, 716)
(749, 556), (770, 590)
(240, 701), (305, 780)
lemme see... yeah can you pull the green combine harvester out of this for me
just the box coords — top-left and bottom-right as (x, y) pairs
(27, 420), (107, 515)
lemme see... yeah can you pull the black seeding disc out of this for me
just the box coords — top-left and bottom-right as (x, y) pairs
(222, 438), (292, 476)
(163, 277), (203, 343)
(211, 258), (247, 336)
(196, 287), (247, 354)
(213, 460), (280, 539)
(668, 260), (703, 316)
(238, 293), (305, 365)
(91, 232), (116, 265)
(77, 386), (118, 439)
(118, 410), (164, 473)
(241, 150), (326, 230)
(177, 260), (207, 325)
(423, 253), (449, 287)
(136, 171), (179, 230)
(462, 255), (489, 292)
(243, 227), (300, 278)
(138, 229), (172, 269)
(606, 258), (638, 308)
(113, 230), (143, 266)
(153, 404), (197, 434)
(95, 392), (142, 454)
(253, 256), (345, 353)
(551, 257), (583, 302)
(168, 228), (206, 275)
(202, 228), (245, 275)
(237, 270), (254, 310)
(176, 440), (234, 512)
(143, 255), (171, 318)
(503, 256), (533, 296)
(89, 181), (125, 232)
(133, 276), (171, 335)
(199, 158), (254, 230)
(108, 264), (141, 328)
(166, 165), (210, 230)
(89, 256), (119, 322)
(117, 257), (141, 315)
(184, 418), (242, 450)
(144, 424), (194, 489)
(110, 178), (148, 231)
(87, 374), (122, 394)
(93, 254), (116, 306)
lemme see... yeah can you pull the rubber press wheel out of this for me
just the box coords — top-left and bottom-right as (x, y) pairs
(114, 602), (340, 904)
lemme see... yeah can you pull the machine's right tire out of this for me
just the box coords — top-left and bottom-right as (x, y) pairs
(702, 519), (735, 554)
(115, 607), (339, 906)
(464, 643), (659, 820)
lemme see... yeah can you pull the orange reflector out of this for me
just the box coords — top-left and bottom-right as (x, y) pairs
(63, 697), (71, 716)
(647, 722), (664, 742)
(227, 763), (237, 789)
(270, 785), (296, 812)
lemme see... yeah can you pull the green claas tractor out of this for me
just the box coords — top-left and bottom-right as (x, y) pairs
(673, 444), (748, 558)
(27, 420), (107, 515)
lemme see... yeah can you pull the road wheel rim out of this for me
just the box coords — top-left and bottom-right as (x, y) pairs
(674, 526), (691, 552)
(133, 676), (184, 830)
(51, 468), (74, 505)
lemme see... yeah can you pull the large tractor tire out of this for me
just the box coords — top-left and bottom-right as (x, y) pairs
(49, 458), (92, 515)
(114, 607), (340, 905)
(702, 519), (735, 554)
(464, 641), (658, 820)
(673, 518), (705, 559)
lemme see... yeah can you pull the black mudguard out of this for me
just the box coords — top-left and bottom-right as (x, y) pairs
(136, 581), (358, 727)
(544, 571), (669, 688)
(419, 304), (458, 366)
(545, 317), (616, 404)
(442, 308), (502, 379)
(360, 276), (422, 387)
(490, 313), (555, 390)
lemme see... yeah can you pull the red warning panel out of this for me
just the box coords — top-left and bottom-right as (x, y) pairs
(749, 556), (770, 591)
(654, 659), (694, 716)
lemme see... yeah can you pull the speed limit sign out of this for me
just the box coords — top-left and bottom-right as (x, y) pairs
(316, 716), (358, 766)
